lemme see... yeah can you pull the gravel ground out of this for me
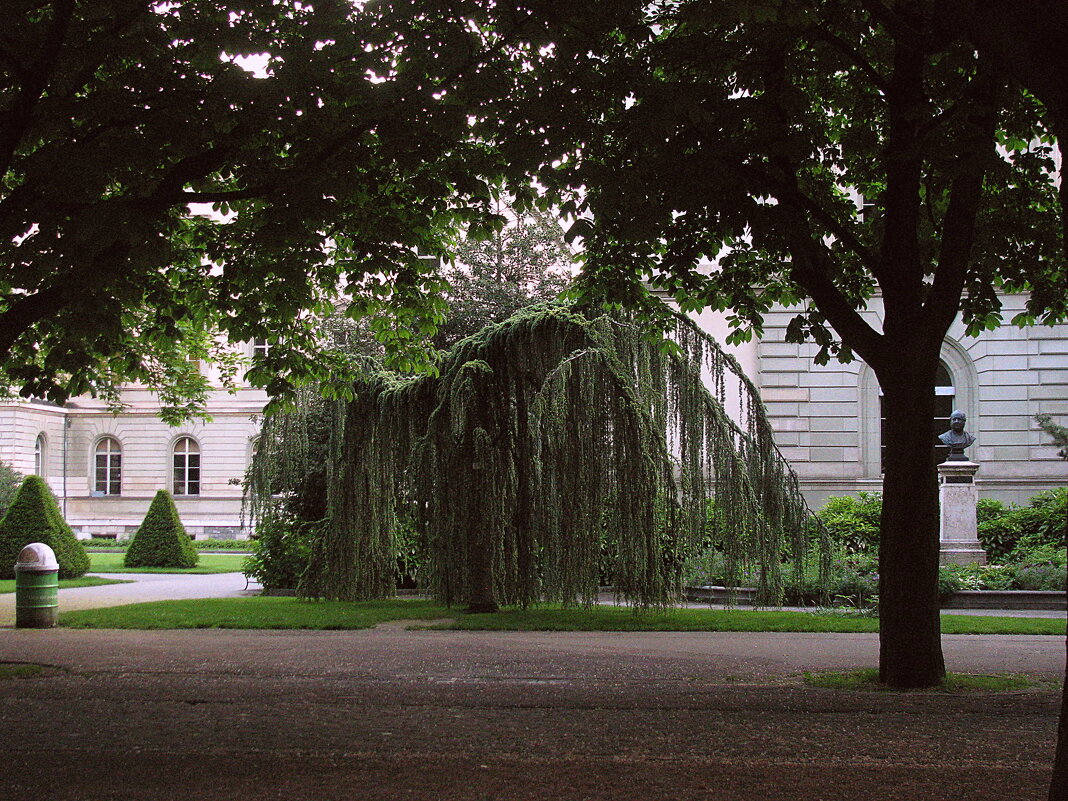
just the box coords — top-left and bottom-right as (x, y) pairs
(1, 626), (1063, 800)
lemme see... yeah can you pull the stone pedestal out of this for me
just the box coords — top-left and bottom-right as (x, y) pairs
(938, 460), (986, 565)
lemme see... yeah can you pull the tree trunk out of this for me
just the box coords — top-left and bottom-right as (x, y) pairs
(466, 528), (499, 613)
(877, 364), (946, 688)
(465, 409), (499, 613)
(1049, 575), (1068, 800)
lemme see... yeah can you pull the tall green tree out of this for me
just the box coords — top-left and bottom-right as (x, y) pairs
(124, 489), (199, 569)
(435, 203), (573, 347)
(0, 0), (519, 417)
(0, 474), (89, 579)
(473, 0), (1066, 688)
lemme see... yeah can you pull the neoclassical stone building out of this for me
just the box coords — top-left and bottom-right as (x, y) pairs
(0, 345), (266, 539)
(1, 302), (1065, 538)
(696, 292), (1068, 507)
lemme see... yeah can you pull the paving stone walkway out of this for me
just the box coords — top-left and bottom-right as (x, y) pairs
(1, 626), (1064, 800)
(2, 571), (1066, 799)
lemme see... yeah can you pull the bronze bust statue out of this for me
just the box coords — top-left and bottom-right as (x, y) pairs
(939, 410), (975, 461)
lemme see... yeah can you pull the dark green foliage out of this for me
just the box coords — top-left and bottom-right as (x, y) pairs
(0, 460), (22, 520)
(975, 498), (1019, 561)
(1034, 414), (1068, 459)
(814, 489), (1065, 564)
(937, 566), (973, 600)
(0, 475), (89, 579)
(1009, 561), (1067, 591)
(978, 488), (1067, 562)
(937, 551), (1065, 594)
(815, 493), (883, 555)
(977, 515), (1023, 562)
(2, 1), (518, 416)
(1010, 488), (1067, 551)
(243, 513), (317, 591)
(435, 203), (573, 348)
(124, 491), (198, 569)
(251, 305), (825, 609)
(394, 515), (425, 589)
(975, 498), (1008, 525)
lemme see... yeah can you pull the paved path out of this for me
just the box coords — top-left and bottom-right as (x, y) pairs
(1, 573), (1065, 799)
(1, 626), (1064, 800)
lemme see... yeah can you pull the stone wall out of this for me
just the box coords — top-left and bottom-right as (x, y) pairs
(758, 294), (1068, 507)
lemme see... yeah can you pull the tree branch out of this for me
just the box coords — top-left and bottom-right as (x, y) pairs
(780, 210), (886, 369)
(924, 57), (999, 335)
(808, 26), (889, 93)
(752, 47), (885, 366)
(774, 180), (877, 270)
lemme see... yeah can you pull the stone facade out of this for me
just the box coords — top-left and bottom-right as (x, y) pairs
(741, 293), (1068, 506)
(0, 348), (266, 539)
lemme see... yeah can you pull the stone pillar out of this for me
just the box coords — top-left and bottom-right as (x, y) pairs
(937, 460), (986, 565)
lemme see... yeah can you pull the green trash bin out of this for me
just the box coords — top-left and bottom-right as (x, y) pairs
(15, 543), (59, 628)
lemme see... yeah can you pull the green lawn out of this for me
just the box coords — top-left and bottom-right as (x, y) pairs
(803, 668), (1048, 692)
(0, 576), (130, 594)
(88, 552), (247, 574)
(57, 597), (1068, 635)
(430, 605), (1066, 635)
(0, 663), (46, 679)
(60, 597), (454, 629)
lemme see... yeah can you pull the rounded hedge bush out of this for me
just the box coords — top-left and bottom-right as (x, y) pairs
(814, 492), (882, 554)
(243, 511), (316, 590)
(0, 475), (90, 579)
(124, 490), (198, 568)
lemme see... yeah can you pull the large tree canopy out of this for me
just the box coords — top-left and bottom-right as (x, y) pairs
(463, 0), (1067, 689)
(1, 0), (522, 416)
(434, 202), (573, 347)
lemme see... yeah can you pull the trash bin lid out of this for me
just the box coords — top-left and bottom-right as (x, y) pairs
(15, 543), (59, 572)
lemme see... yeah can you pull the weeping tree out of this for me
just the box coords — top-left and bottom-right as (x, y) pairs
(250, 304), (825, 610)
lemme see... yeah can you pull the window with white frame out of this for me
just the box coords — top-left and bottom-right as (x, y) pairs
(252, 338), (269, 358)
(34, 434), (46, 477)
(94, 437), (122, 495)
(172, 437), (201, 496)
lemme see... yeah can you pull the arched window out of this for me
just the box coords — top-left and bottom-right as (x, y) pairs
(34, 434), (46, 477)
(932, 361), (956, 464)
(173, 437), (201, 496)
(878, 361), (955, 470)
(860, 339), (977, 477)
(94, 437), (122, 496)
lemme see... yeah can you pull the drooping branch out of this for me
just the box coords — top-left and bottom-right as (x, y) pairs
(251, 304), (826, 610)
(925, 57), (999, 338)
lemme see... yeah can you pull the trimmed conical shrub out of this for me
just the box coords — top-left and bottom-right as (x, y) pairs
(0, 475), (90, 579)
(124, 490), (198, 568)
